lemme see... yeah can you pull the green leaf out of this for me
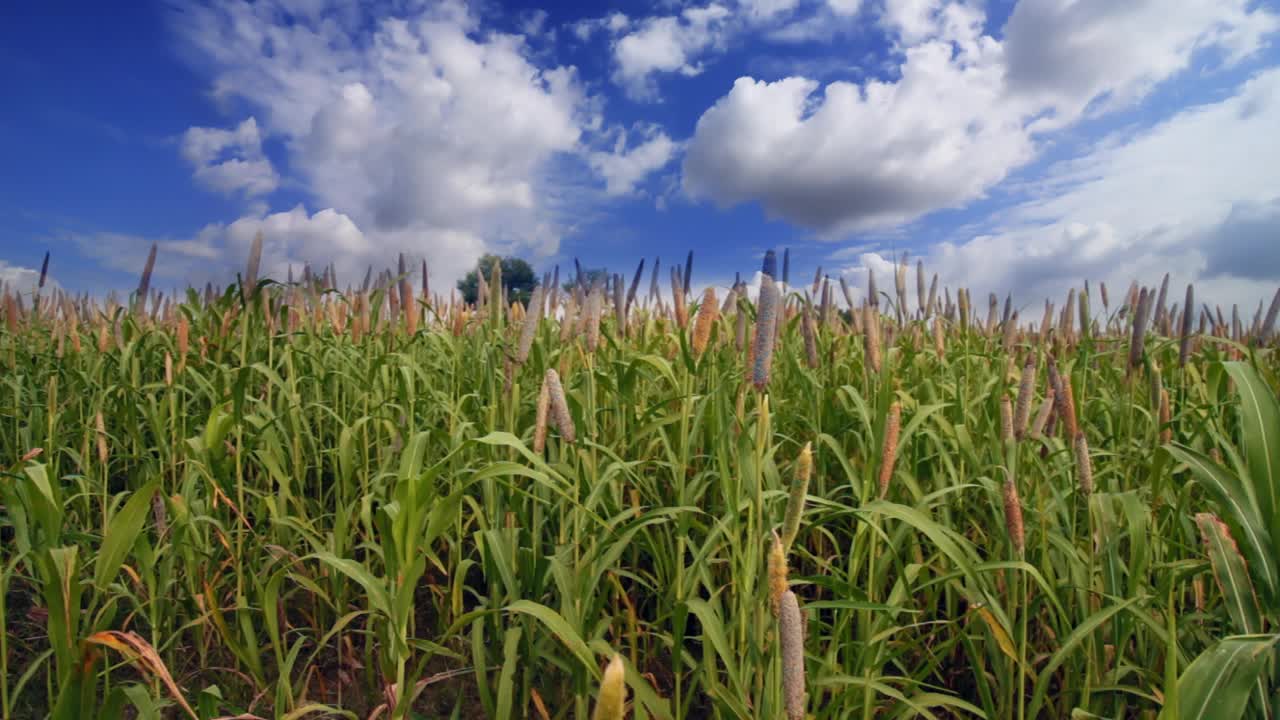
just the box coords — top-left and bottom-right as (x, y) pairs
(1196, 514), (1263, 635)
(1223, 361), (1280, 569)
(505, 600), (595, 672)
(49, 659), (92, 720)
(22, 463), (63, 543)
(1161, 634), (1280, 720)
(1224, 362), (1280, 508)
(858, 501), (996, 620)
(1168, 444), (1278, 606)
(1194, 513), (1272, 718)
(897, 402), (950, 452)
(631, 354), (680, 390)
(1028, 597), (1142, 719)
(308, 552), (392, 619)
(495, 626), (521, 720)
(40, 546), (83, 685)
(200, 405), (236, 456)
(685, 598), (750, 701)
(120, 683), (162, 720)
(95, 483), (158, 589)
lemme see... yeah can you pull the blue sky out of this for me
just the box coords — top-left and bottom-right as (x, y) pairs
(2, 0), (1279, 310)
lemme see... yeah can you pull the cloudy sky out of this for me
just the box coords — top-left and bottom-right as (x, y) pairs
(2, 0), (1278, 310)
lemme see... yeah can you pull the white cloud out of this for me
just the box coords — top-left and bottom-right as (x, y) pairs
(612, 4), (733, 99)
(180, 117), (279, 196)
(827, 0), (862, 16)
(173, 0), (593, 288)
(881, 67), (1280, 312)
(880, 0), (983, 46)
(588, 128), (679, 196)
(739, 0), (802, 21)
(684, 35), (1023, 232)
(608, 0), (857, 97)
(1004, 0), (1280, 129)
(210, 205), (371, 282)
(766, 1), (864, 43)
(1010, 69), (1280, 235)
(70, 205), (484, 293)
(571, 12), (630, 42)
(70, 229), (222, 287)
(0, 261), (52, 295)
(53, 0), (1272, 310)
(519, 9), (553, 41)
(684, 0), (1277, 233)
(1198, 200), (1280, 282)
(68, 208), (344, 283)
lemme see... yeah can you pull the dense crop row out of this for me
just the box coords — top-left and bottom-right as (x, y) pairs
(2, 246), (1280, 719)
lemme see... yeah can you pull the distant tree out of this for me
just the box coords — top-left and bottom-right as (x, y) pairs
(563, 268), (608, 293)
(457, 254), (537, 306)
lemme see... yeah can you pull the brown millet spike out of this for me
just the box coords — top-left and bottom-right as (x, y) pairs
(877, 401), (902, 498)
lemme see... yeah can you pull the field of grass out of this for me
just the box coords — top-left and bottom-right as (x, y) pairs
(2, 247), (1280, 719)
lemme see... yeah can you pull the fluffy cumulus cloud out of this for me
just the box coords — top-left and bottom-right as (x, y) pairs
(684, 0), (1278, 234)
(588, 127), (678, 196)
(834, 67), (1280, 311)
(764, 0), (864, 44)
(739, 0), (802, 21)
(0, 261), (52, 294)
(879, 0), (983, 46)
(1004, 0), (1279, 127)
(827, 0), (862, 17)
(206, 206), (372, 282)
(180, 117), (279, 196)
(571, 12), (630, 42)
(171, 0), (601, 288)
(70, 206), (479, 293)
(685, 38), (1024, 231)
(49, 0), (1278, 306)
(612, 4), (733, 99)
(603, 0), (851, 99)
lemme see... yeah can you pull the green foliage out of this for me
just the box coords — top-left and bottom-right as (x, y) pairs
(1, 271), (1279, 719)
(456, 254), (537, 305)
(1165, 362), (1280, 720)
